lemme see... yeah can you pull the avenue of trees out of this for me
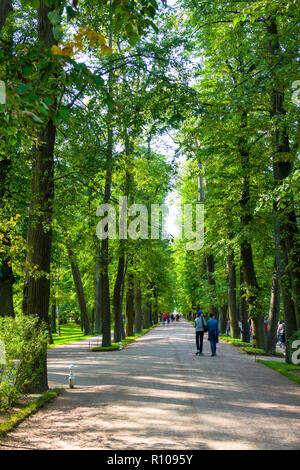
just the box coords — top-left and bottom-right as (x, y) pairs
(0, 0), (299, 397)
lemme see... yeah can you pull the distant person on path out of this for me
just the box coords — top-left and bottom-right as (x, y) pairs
(167, 313), (171, 326)
(277, 321), (285, 351)
(194, 310), (207, 356)
(171, 314), (175, 323)
(206, 313), (219, 357)
(248, 319), (252, 340)
(226, 318), (230, 336)
(238, 320), (242, 338)
(162, 314), (166, 326)
(264, 317), (269, 334)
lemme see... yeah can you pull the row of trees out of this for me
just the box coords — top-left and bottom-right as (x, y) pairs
(0, 0), (299, 398)
(173, 0), (299, 361)
(0, 0), (182, 391)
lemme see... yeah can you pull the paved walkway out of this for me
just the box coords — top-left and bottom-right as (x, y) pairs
(0, 321), (299, 450)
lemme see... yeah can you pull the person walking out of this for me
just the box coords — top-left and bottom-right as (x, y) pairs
(226, 318), (230, 336)
(194, 310), (207, 356)
(206, 313), (219, 357)
(162, 314), (166, 326)
(277, 321), (286, 352)
(167, 313), (171, 326)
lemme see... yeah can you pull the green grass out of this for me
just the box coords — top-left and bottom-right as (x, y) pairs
(49, 323), (99, 348)
(257, 360), (300, 385)
(219, 335), (252, 348)
(242, 346), (284, 357)
(0, 388), (61, 437)
(92, 324), (158, 352)
(219, 334), (284, 357)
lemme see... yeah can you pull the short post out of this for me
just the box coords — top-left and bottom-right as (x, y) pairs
(119, 341), (123, 350)
(69, 364), (75, 388)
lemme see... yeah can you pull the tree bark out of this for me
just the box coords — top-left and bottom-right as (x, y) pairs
(65, 236), (91, 336)
(267, 18), (299, 351)
(134, 278), (143, 333)
(240, 267), (250, 343)
(94, 239), (102, 334)
(143, 300), (152, 329)
(100, 13), (114, 347)
(266, 261), (280, 354)
(0, 0), (12, 33)
(0, 155), (14, 317)
(22, 1), (60, 392)
(206, 253), (218, 317)
(238, 110), (265, 349)
(226, 250), (239, 338)
(0, 236), (14, 317)
(50, 301), (56, 334)
(219, 304), (227, 335)
(113, 253), (125, 342)
(125, 270), (134, 337)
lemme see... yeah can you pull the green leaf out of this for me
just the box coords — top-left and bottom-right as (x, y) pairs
(66, 6), (77, 20)
(32, 114), (44, 124)
(16, 83), (28, 94)
(57, 106), (71, 123)
(52, 27), (63, 41)
(128, 32), (140, 46)
(94, 75), (104, 89)
(48, 10), (61, 26)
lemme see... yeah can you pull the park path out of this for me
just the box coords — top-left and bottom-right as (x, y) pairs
(0, 321), (299, 450)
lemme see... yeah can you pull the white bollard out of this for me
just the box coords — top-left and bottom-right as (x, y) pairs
(69, 364), (75, 388)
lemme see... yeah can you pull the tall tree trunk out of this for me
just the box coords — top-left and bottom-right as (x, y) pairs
(0, 155), (14, 317)
(125, 270), (134, 337)
(152, 286), (158, 324)
(22, 1), (60, 392)
(143, 300), (151, 329)
(0, 231), (14, 317)
(50, 301), (56, 334)
(226, 250), (239, 338)
(198, 162), (218, 318)
(206, 253), (218, 317)
(240, 267), (250, 343)
(134, 278), (143, 333)
(266, 261), (280, 354)
(219, 304), (227, 334)
(0, 0), (12, 32)
(100, 14), (114, 347)
(94, 239), (102, 334)
(267, 18), (299, 356)
(113, 252), (125, 342)
(239, 110), (265, 348)
(65, 236), (91, 336)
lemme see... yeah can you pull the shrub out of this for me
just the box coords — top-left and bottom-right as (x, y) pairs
(0, 314), (48, 409)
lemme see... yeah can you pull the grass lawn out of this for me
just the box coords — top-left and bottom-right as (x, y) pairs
(219, 334), (284, 358)
(0, 389), (61, 437)
(257, 360), (300, 385)
(49, 323), (98, 348)
(92, 324), (159, 352)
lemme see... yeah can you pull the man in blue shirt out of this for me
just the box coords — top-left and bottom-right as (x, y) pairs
(206, 313), (219, 356)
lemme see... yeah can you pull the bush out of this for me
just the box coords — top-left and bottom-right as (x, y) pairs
(0, 314), (48, 409)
